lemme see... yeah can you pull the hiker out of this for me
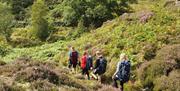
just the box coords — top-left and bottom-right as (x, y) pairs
(81, 51), (90, 79)
(87, 54), (93, 70)
(112, 53), (131, 91)
(85, 49), (94, 70)
(68, 46), (79, 73)
(91, 51), (107, 81)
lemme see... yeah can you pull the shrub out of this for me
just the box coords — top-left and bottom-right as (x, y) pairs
(58, 0), (131, 27)
(31, 0), (50, 41)
(137, 44), (180, 90)
(124, 80), (143, 91)
(0, 58), (88, 90)
(10, 0), (34, 20)
(0, 43), (10, 57)
(98, 85), (119, 91)
(142, 43), (157, 61)
(0, 2), (14, 42)
(153, 70), (180, 91)
(0, 80), (10, 91)
(14, 66), (60, 85)
(0, 60), (6, 65)
(11, 28), (42, 47)
(30, 80), (58, 91)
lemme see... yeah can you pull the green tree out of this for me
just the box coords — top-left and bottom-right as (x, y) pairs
(0, 2), (14, 42)
(11, 0), (34, 20)
(31, 0), (49, 41)
(59, 0), (131, 27)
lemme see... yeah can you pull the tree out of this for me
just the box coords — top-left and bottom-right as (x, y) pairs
(0, 2), (14, 42)
(31, 0), (49, 41)
(59, 0), (131, 27)
(12, 0), (34, 20)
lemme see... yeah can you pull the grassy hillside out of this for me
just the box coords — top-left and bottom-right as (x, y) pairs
(0, 0), (180, 91)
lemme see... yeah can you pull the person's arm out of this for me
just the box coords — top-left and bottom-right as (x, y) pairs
(68, 51), (71, 61)
(90, 57), (93, 69)
(94, 59), (99, 69)
(77, 51), (80, 61)
(112, 62), (121, 78)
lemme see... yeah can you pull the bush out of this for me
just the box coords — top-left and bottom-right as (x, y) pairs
(142, 43), (157, 61)
(0, 58), (88, 90)
(137, 44), (180, 90)
(57, 0), (131, 27)
(31, 0), (50, 41)
(98, 85), (119, 91)
(124, 80), (143, 91)
(0, 43), (10, 57)
(153, 70), (180, 91)
(30, 80), (58, 91)
(11, 28), (42, 47)
(0, 80), (10, 91)
(0, 2), (14, 42)
(0, 60), (6, 65)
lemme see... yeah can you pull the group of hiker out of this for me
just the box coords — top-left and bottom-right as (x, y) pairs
(68, 46), (131, 91)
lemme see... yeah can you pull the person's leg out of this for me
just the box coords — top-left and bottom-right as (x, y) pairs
(112, 77), (118, 88)
(68, 60), (72, 69)
(85, 69), (90, 80)
(72, 63), (77, 73)
(91, 69), (98, 80)
(120, 81), (124, 91)
(82, 68), (85, 75)
(97, 74), (101, 82)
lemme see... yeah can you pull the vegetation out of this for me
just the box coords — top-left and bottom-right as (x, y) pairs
(0, 0), (179, 91)
(0, 2), (14, 42)
(30, 0), (50, 41)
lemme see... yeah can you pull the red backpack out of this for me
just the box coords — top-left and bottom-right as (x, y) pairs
(81, 55), (87, 69)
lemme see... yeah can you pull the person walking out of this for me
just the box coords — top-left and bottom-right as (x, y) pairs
(81, 51), (90, 79)
(112, 53), (131, 91)
(68, 46), (79, 73)
(86, 50), (93, 70)
(91, 51), (107, 81)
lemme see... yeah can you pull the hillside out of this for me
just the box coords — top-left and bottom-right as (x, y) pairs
(0, 0), (180, 91)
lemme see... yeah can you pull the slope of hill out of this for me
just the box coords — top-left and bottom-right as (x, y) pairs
(0, 0), (180, 91)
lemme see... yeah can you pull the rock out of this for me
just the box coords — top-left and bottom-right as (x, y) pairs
(120, 11), (154, 23)
(137, 11), (154, 23)
(164, 0), (180, 7)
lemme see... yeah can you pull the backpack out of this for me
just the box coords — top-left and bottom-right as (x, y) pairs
(70, 51), (78, 64)
(81, 55), (87, 69)
(86, 56), (93, 70)
(97, 58), (107, 74)
(117, 61), (131, 83)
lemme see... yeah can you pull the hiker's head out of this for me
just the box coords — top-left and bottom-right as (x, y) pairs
(120, 53), (128, 61)
(83, 51), (87, 56)
(71, 46), (75, 51)
(96, 51), (102, 58)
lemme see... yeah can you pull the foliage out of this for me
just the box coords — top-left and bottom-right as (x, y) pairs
(0, 58), (101, 91)
(0, 0), (179, 90)
(137, 44), (180, 90)
(10, 28), (41, 47)
(58, 0), (131, 27)
(98, 85), (119, 91)
(11, 0), (34, 20)
(0, 45), (10, 57)
(0, 2), (14, 42)
(31, 0), (50, 41)
(153, 70), (180, 91)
